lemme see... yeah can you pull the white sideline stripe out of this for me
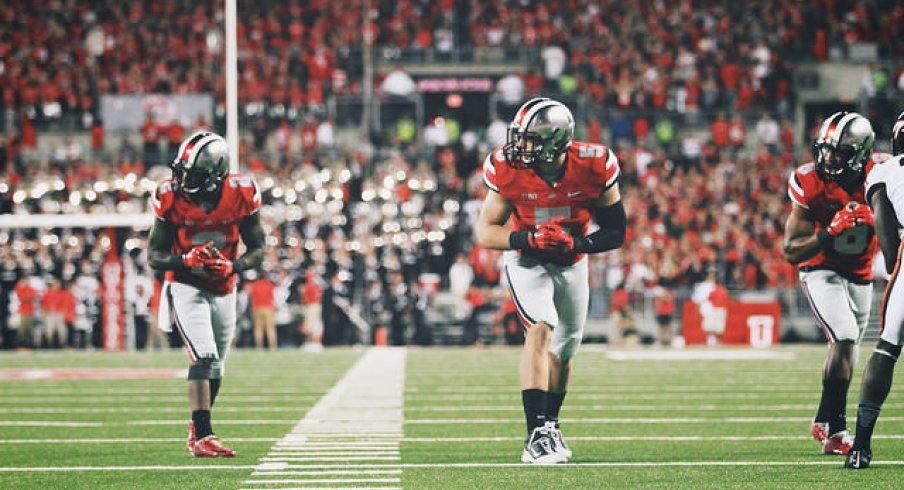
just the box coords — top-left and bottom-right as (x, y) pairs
(243, 349), (406, 488)
(240, 487), (400, 490)
(267, 452), (401, 457)
(7, 416), (904, 429)
(402, 435), (904, 443)
(405, 403), (889, 412)
(10, 461), (904, 473)
(253, 470), (403, 476)
(261, 457), (402, 462)
(272, 447), (400, 451)
(0, 466), (257, 472)
(245, 479), (401, 484)
(0, 407), (309, 414)
(404, 416), (904, 425)
(0, 396), (319, 403)
(7, 434), (904, 445)
(605, 350), (796, 361)
(424, 385), (826, 393)
(0, 438), (280, 444)
(406, 393), (820, 401)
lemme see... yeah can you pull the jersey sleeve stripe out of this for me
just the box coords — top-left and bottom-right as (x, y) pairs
(788, 188), (809, 209)
(483, 154), (499, 191)
(483, 173), (499, 192)
(605, 148), (617, 170)
(483, 155), (496, 175)
(605, 164), (620, 188)
(788, 173), (805, 196)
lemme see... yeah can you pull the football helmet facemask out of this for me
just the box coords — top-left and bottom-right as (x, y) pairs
(172, 131), (230, 195)
(813, 111), (874, 188)
(504, 98), (574, 169)
(892, 111), (904, 156)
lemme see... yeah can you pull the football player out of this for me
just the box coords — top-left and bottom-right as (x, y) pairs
(149, 131), (265, 457)
(477, 98), (626, 464)
(783, 111), (884, 455)
(846, 111), (904, 469)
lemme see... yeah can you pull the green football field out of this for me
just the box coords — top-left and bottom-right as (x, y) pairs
(1, 345), (903, 489)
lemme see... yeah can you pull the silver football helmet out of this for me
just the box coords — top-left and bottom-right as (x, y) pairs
(504, 98), (574, 169)
(813, 111), (874, 186)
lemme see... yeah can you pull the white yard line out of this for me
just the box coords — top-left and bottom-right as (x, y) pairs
(5, 434), (904, 445)
(404, 416), (904, 425)
(404, 403), (904, 412)
(0, 407), (308, 414)
(6, 460), (904, 473)
(0, 465), (256, 472)
(241, 348), (406, 490)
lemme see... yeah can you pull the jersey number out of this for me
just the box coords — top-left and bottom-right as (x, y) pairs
(535, 207), (571, 225)
(190, 231), (227, 275)
(832, 225), (870, 255)
(579, 145), (605, 158)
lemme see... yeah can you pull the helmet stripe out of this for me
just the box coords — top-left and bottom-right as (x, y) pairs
(819, 112), (846, 144)
(184, 134), (224, 168)
(175, 131), (210, 165)
(514, 97), (550, 126)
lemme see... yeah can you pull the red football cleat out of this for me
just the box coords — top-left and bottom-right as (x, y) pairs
(186, 422), (196, 453)
(810, 421), (828, 444)
(823, 431), (853, 455)
(191, 435), (236, 458)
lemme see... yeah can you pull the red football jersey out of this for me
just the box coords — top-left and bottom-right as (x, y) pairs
(483, 140), (620, 265)
(151, 174), (261, 294)
(786, 154), (889, 282)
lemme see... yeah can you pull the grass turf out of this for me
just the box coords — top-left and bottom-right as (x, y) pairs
(0, 345), (902, 489)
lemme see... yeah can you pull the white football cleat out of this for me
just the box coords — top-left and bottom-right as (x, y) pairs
(521, 426), (567, 465)
(545, 421), (572, 460)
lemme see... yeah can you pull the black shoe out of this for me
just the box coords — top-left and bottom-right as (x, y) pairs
(521, 426), (566, 465)
(844, 448), (872, 469)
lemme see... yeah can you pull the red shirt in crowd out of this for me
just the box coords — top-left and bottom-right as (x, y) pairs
(303, 272), (322, 305)
(249, 278), (276, 309)
(15, 282), (38, 316)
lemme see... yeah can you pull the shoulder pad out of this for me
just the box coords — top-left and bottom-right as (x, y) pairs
(788, 164), (821, 210)
(151, 180), (176, 219)
(226, 174), (262, 216)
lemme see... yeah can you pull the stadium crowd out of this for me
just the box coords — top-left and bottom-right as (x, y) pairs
(1, 0), (903, 349)
(1, 0), (902, 134)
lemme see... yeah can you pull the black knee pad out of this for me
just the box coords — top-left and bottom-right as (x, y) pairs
(876, 340), (902, 361)
(188, 360), (213, 380)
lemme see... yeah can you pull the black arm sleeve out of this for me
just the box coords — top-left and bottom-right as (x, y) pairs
(573, 201), (626, 254)
(234, 212), (265, 273)
(147, 219), (185, 271)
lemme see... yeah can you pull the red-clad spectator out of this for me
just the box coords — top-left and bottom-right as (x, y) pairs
(300, 117), (318, 155)
(248, 274), (277, 349)
(19, 113), (36, 149)
(91, 120), (105, 154)
(14, 279), (38, 348)
(40, 278), (67, 348)
(140, 113), (162, 166)
(165, 119), (185, 157)
(710, 114), (730, 147)
(654, 284), (675, 347)
(302, 268), (324, 349)
(634, 117), (651, 142)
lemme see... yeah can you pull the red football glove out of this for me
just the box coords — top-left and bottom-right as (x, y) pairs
(182, 241), (215, 268)
(204, 247), (235, 278)
(204, 258), (235, 278)
(851, 204), (874, 228)
(534, 217), (575, 251)
(825, 207), (859, 237)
